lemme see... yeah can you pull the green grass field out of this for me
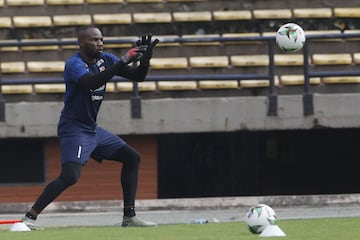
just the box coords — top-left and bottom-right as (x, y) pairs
(1, 217), (359, 240)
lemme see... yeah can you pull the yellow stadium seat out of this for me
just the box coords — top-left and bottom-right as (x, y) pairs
(116, 82), (156, 92)
(274, 54), (306, 66)
(280, 75), (321, 85)
(20, 39), (59, 51)
(150, 57), (188, 69)
(240, 78), (279, 88)
(189, 56), (229, 68)
(231, 55), (269, 66)
(13, 16), (52, 28)
(173, 11), (212, 22)
(93, 13), (132, 25)
(0, 0), (4, 7)
(253, 9), (292, 19)
(133, 13), (172, 23)
(0, 46), (18, 52)
(34, 84), (66, 93)
(212, 10), (252, 21)
(2, 85), (33, 94)
(157, 81), (197, 91)
(53, 15), (92, 26)
(0, 40), (19, 52)
(116, 82), (135, 92)
(105, 82), (116, 93)
(198, 80), (239, 89)
(1, 62), (26, 73)
(47, 0), (84, 4)
(0, 17), (11, 28)
(27, 61), (65, 73)
(312, 53), (352, 65)
(293, 8), (332, 18)
(322, 76), (360, 84)
(86, 0), (123, 3)
(353, 53), (360, 64)
(334, 8), (360, 18)
(7, 0), (44, 6)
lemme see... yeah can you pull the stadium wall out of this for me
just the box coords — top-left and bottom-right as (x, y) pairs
(1, 93), (360, 137)
(1, 93), (360, 203)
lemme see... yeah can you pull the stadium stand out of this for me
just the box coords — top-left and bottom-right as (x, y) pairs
(0, 0), (359, 96)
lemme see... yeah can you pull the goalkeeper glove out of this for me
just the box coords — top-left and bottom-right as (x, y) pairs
(136, 33), (159, 66)
(121, 45), (148, 64)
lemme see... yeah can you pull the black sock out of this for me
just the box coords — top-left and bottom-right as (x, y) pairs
(25, 211), (37, 220)
(124, 207), (136, 217)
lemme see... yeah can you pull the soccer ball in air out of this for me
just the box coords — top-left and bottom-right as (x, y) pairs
(276, 23), (306, 53)
(245, 204), (277, 234)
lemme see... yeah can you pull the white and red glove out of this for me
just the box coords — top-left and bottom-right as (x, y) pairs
(121, 45), (148, 64)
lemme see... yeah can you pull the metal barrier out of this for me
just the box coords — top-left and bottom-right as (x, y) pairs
(302, 33), (360, 116)
(0, 33), (359, 120)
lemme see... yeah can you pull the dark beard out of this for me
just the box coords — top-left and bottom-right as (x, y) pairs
(85, 46), (102, 59)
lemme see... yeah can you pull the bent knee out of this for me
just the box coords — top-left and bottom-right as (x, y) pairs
(111, 145), (141, 167)
(60, 162), (82, 186)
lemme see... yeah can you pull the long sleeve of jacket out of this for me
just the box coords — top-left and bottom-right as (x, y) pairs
(77, 61), (149, 90)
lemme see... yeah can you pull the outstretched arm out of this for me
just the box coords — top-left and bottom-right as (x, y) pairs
(77, 46), (147, 90)
(117, 33), (160, 82)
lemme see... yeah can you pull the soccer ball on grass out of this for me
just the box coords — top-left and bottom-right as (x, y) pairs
(276, 23), (306, 53)
(245, 204), (277, 234)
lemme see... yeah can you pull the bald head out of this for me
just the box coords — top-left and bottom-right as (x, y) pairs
(77, 26), (100, 42)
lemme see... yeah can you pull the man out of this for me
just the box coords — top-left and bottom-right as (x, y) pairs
(21, 26), (159, 230)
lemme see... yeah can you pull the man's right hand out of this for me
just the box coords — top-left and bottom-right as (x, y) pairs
(121, 45), (148, 64)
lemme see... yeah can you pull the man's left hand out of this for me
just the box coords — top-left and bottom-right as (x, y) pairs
(136, 33), (159, 65)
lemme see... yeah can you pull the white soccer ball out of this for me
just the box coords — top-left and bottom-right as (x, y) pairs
(276, 23), (306, 53)
(245, 204), (277, 234)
